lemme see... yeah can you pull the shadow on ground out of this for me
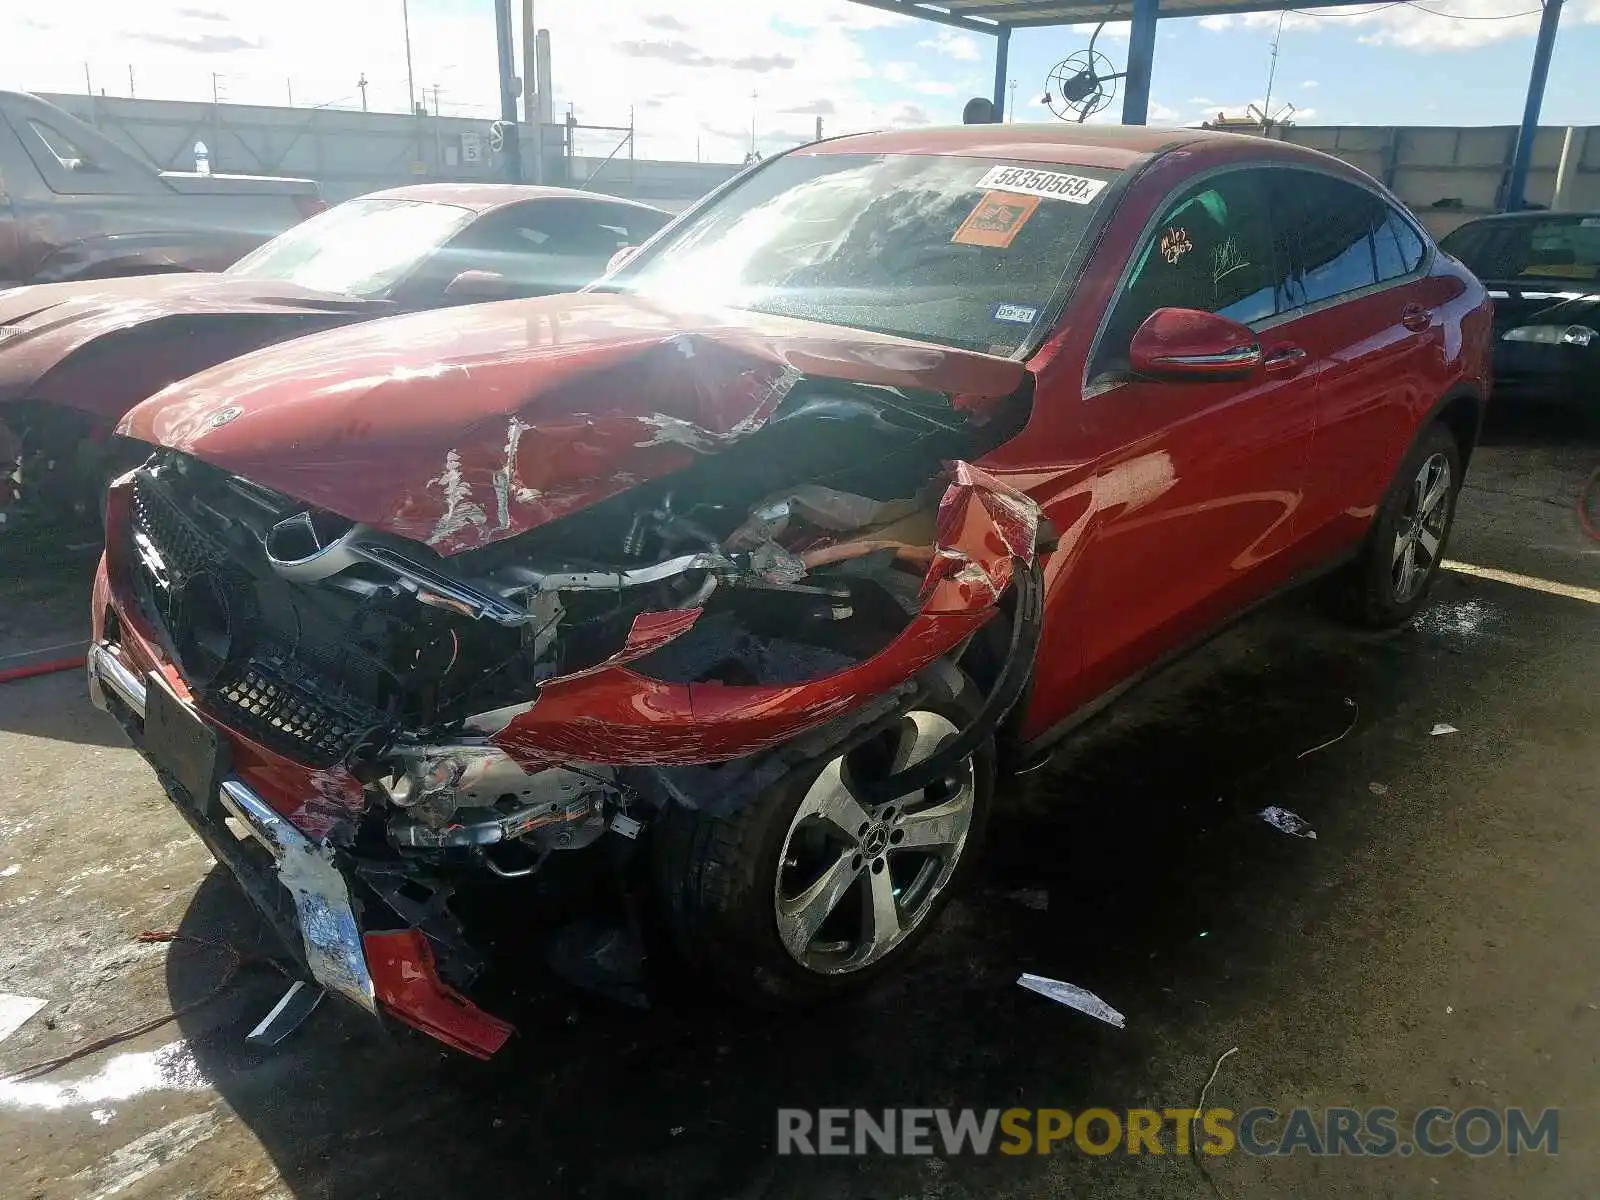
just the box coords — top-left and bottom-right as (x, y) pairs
(163, 576), (1543, 1199)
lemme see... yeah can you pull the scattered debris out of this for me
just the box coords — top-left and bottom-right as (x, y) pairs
(1431, 723), (1459, 737)
(1296, 697), (1359, 760)
(0, 995), (46, 1044)
(1368, 782), (1390, 797)
(1016, 974), (1126, 1029)
(0, 865), (18, 878)
(1446, 1005), (1454, 1014)
(1002, 888), (1050, 912)
(670, 1126), (686, 1136)
(1259, 806), (1318, 839)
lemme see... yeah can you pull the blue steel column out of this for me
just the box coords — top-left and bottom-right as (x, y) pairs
(1122, 0), (1159, 125)
(993, 26), (1012, 119)
(1505, 0), (1564, 210)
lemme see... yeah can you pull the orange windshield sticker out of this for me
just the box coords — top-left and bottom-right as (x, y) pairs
(953, 191), (1040, 249)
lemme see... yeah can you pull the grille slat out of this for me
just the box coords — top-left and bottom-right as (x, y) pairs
(131, 470), (389, 768)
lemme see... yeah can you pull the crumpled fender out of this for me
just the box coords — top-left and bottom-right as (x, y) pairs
(490, 461), (1040, 768)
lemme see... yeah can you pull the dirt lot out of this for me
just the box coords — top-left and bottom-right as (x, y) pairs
(1, 424), (1596, 1199)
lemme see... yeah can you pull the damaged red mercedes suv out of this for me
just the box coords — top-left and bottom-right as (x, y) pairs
(87, 126), (1490, 1056)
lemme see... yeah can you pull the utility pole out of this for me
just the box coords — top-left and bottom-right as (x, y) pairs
(749, 89), (758, 159)
(401, 0), (417, 116)
(432, 84), (443, 175)
(521, 0), (540, 182)
(128, 65), (135, 99)
(286, 78), (294, 107)
(493, 0), (523, 182)
(212, 72), (221, 105)
(1007, 78), (1017, 123)
(358, 72), (368, 111)
(1262, 9), (1286, 131)
(815, 115), (823, 142)
(83, 62), (92, 96)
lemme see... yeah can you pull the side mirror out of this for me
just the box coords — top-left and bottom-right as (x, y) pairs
(1129, 307), (1262, 381)
(444, 269), (515, 301)
(604, 245), (638, 275)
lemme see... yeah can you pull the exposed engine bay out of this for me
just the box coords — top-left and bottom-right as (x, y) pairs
(120, 370), (1039, 897)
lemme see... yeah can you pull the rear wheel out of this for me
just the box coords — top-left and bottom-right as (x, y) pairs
(1337, 420), (1461, 628)
(650, 669), (992, 1006)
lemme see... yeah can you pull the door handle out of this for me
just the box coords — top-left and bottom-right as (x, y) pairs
(1263, 346), (1307, 374)
(1401, 303), (1431, 332)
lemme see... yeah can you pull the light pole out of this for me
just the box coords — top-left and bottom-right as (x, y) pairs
(402, 0), (417, 115)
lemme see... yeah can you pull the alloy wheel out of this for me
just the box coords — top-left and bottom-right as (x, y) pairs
(773, 711), (976, 975)
(1392, 451), (1452, 603)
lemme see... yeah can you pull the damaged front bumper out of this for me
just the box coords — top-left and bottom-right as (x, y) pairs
(90, 452), (1048, 1059)
(87, 637), (514, 1058)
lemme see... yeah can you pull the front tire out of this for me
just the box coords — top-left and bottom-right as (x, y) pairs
(1338, 420), (1462, 628)
(650, 668), (993, 1007)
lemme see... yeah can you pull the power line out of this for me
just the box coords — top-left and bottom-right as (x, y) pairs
(1287, 2), (1541, 17)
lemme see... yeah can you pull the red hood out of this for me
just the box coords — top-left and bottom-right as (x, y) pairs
(0, 273), (383, 415)
(122, 292), (1028, 555)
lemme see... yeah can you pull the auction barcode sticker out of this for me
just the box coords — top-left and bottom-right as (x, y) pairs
(975, 165), (1107, 205)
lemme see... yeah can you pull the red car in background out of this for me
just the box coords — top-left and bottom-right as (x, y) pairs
(87, 125), (1490, 1056)
(0, 184), (667, 529)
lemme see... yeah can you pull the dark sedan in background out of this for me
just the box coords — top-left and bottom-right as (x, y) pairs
(1439, 211), (1599, 410)
(0, 184), (669, 528)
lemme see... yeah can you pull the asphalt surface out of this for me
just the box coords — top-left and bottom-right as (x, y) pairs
(1, 421), (1596, 1199)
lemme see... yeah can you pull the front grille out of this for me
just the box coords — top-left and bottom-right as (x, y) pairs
(129, 466), (390, 768)
(214, 654), (378, 765)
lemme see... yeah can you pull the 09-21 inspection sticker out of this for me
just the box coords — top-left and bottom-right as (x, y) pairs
(975, 165), (1107, 204)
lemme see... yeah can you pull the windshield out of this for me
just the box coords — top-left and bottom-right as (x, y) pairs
(619, 152), (1121, 355)
(1440, 215), (1600, 285)
(227, 197), (477, 297)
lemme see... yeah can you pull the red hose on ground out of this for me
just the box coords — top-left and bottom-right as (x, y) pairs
(1581, 466), (1600, 543)
(0, 655), (87, 685)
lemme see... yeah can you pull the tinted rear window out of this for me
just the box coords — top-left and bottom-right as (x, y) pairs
(1440, 216), (1600, 284)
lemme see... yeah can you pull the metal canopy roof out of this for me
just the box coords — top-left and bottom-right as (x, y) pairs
(849, 0), (1364, 31)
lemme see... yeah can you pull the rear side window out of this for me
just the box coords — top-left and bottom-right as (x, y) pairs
(1095, 168), (1292, 374)
(1277, 172), (1424, 303)
(1375, 210), (1426, 281)
(441, 199), (670, 295)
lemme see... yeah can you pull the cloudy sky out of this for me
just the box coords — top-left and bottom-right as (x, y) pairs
(4, 0), (1598, 161)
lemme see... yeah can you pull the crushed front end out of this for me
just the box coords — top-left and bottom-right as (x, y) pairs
(91, 307), (1044, 1056)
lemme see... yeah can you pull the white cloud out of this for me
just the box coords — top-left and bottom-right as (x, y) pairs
(1301, 79), (1320, 89)
(1149, 100), (1180, 122)
(913, 80), (958, 95)
(1189, 95), (1216, 105)
(918, 27), (982, 61)
(1, 0), (948, 163)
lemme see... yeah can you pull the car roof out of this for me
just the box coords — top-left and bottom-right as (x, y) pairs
(357, 183), (667, 215)
(796, 123), (1303, 172)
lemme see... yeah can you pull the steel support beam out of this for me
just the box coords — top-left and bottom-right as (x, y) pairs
(992, 26), (1012, 118)
(1505, 0), (1563, 210)
(1122, 0), (1159, 125)
(494, 0), (523, 183)
(846, 0), (1000, 34)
